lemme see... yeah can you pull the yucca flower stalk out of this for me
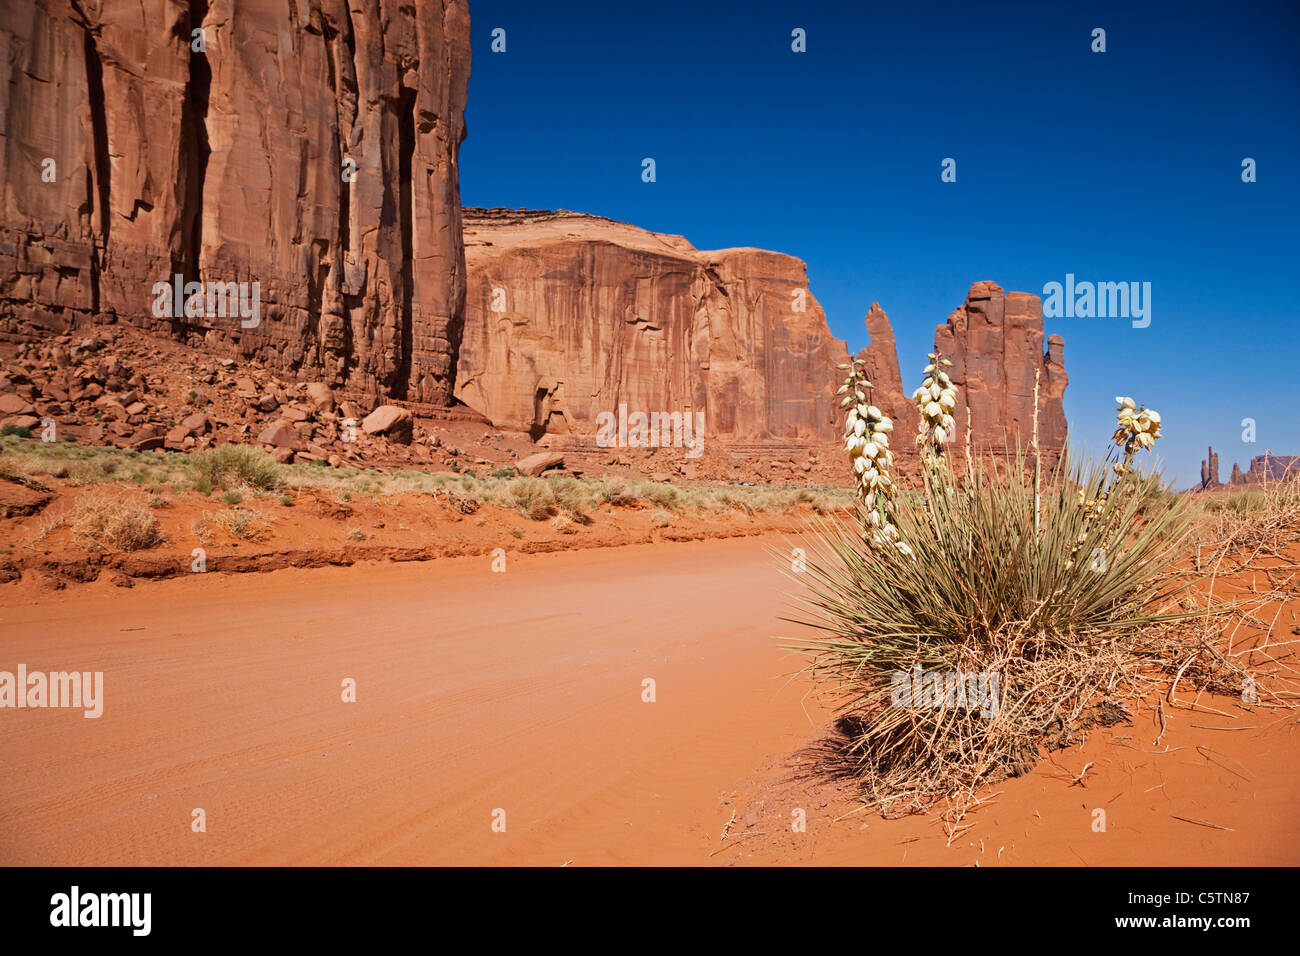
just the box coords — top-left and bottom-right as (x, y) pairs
(836, 358), (904, 553)
(912, 351), (958, 460)
(910, 350), (958, 529)
(785, 364), (1206, 808)
(1066, 397), (1164, 569)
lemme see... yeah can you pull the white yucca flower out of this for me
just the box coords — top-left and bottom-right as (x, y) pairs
(914, 351), (958, 455)
(838, 357), (900, 549)
(1110, 396), (1163, 465)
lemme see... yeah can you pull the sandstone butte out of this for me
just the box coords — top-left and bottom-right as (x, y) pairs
(1203, 446), (1300, 488)
(0, 0), (1066, 462)
(459, 208), (1067, 459)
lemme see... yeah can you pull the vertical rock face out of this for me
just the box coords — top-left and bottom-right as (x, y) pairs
(933, 281), (1067, 461)
(0, 0), (470, 404)
(456, 209), (850, 441)
(855, 302), (915, 443)
(458, 217), (1070, 456)
(1201, 446), (1220, 489)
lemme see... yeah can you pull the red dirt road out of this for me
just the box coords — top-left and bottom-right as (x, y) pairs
(2, 534), (1298, 865)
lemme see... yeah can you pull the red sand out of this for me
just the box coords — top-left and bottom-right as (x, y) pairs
(1, 533), (1297, 865)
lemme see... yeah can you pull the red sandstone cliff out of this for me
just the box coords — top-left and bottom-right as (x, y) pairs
(0, 5), (1068, 463)
(0, 0), (470, 404)
(855, 302), (917, 444)
(456, 208), (851, 442)
(934, 281), (1067, 460)
(458, 216), (1068, 456)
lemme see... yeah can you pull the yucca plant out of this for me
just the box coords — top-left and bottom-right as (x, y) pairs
(785, 371), (1203, 809)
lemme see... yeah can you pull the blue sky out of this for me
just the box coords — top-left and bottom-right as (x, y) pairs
(459, 0), (1299, 487)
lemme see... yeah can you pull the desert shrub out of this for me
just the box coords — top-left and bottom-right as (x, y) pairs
(1196, 476), (1300, 570)
(69, 493), (163, 551)
(223, 490), (243, 505)
(547, 475), (591, 522)
(638, 482), (681, 511)
(188, 444), (280, 492)
(218, 507), (270, 542)
(508, 476), (556, 520)
(0, 424), (31, 438)
(787, 357), (1209, 810)
(598, 476), (639, 508)
(442, 489), (479, 514)
(191, 515), (215, 546)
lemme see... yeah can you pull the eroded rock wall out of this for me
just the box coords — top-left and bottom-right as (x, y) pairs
(0, 0), (470, 403)
(456, 208), (850, 441)
(933, 281), (1067, 461)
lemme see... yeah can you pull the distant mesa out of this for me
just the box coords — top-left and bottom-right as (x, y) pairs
(1202, 445), (1300, 488)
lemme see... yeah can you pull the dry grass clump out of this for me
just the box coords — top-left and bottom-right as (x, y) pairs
(193, 506), (270, 543)
(68, 493), (163, 551)
(638, 482), (681, 510)
(598, 476), (640, 507)
(188, 444), (281, 493)
(218, 506), (270, 541)
(507, 476), (556, 520)
(547, 475), (592, 523)
(438, 488), (479, 514)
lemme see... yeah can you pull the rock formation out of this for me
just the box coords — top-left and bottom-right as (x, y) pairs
(1229, 452), (1300, 485)
(456, 208), (851, 442)
(0, 0), (470, 404)
(1, 5), (1071, 470)
(1201, 446), (1221, 489)
(933, 281), (1067, 461)
(855, 302), (916, 444)
(456, 212), (1068, 456)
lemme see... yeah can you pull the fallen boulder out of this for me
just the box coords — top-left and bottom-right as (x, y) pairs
(517, 452), (564, 476)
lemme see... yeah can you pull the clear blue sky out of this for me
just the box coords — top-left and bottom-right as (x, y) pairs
(459, 0), (1299, 488)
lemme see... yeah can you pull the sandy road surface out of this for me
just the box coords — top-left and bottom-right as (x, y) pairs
(0, 535), (826, 865)
(3, 533), (1298, 866)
